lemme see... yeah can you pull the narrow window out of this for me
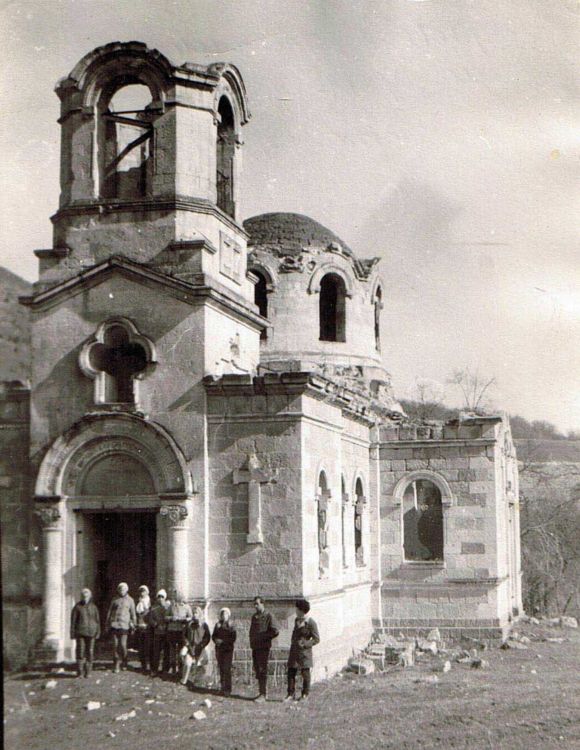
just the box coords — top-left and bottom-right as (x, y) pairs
(253, 270), (268, 341)
(403, 479), (444, 561)
(354, 478), (365, 566)
(216, 97), (236, 218)
(99, 83), (155, 200)
(319, 273), (346, 342)
(374, 287), (382, 351)
(341, 475), (348, 568)
(317, 471), (331, 576)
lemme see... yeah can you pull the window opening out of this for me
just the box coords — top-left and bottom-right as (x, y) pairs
(319, 273), (346, 342)
(402, 479), (444, 561)
(354, 478), (365, 566)
(253, 271), (268, 340)
(317, 471), (331, 577)
(216, 96), (236, 218)
(99, 83), (156, 199)
(88, 323), (148, 403)
(374, 287), (382, 351)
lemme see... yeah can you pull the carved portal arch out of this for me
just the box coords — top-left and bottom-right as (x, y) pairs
(35, 413), (191, 498)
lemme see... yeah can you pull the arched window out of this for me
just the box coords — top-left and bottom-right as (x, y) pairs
(216, 96), (236, 218)
(354, 478), (365, 566)
(253, 270), (269, 340)
(374, 286), (383, 351)
(98, 83), (156, 200)
(319, 273), (346, 342)
(402, 479), (444, 561)
(341, 475), (348, 568)
(317, 471), (331, 577)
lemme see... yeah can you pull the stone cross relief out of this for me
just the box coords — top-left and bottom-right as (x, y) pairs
(317, 487), (332, 576)
(233, 450), (277, 544)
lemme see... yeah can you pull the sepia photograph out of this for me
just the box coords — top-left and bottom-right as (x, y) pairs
(1, 1), (578, 748)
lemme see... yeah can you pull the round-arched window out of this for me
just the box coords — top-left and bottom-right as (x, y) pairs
(402, 479), (443, 561)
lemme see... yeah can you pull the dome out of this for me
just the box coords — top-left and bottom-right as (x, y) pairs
(244, 213), (354, 257)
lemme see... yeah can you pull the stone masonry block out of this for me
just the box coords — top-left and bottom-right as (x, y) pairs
(462, 542), (486, 554)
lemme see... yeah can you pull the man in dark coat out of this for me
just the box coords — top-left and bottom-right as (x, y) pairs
(70, 588), (101, 678)
(212, 607), (237, 696)
(249, 596), (279, 703)
(284, 598), (320, 701)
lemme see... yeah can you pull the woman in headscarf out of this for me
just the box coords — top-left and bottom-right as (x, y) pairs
(180, 606), (211, 686)
(212, 607), (237, 696)
(135, 584), (152, 673)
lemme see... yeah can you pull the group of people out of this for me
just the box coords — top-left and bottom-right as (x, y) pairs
(70, 584), (320, 701)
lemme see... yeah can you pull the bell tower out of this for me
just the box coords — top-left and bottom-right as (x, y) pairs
(38, 42), (252, 302)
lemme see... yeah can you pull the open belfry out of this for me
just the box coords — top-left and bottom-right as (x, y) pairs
(1, 42), (522, 674)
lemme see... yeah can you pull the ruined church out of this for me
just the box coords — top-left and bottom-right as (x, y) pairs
(1, 43), (522, 674)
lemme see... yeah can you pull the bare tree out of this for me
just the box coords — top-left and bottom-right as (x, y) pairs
(406, 378), (446, 421)
(447, 367), (496, 413)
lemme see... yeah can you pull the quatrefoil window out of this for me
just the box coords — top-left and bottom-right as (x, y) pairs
(79, 318), (156, 405)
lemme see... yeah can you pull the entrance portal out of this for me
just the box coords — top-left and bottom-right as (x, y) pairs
(81, 511), (157, 626)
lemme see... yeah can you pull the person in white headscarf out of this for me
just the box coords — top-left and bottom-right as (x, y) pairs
(180, 606), (211, 686)
(135, 584), (152, 673)
(212, 607), (237, 696)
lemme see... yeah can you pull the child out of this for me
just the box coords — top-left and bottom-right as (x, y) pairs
(135, 584), (152, 673)
(212, 607), (237, 696)
(180, 606), (211, 685)
(70, 588), (100, 678)
(285, 599), (320, 702)
(166, 590), (192, 675)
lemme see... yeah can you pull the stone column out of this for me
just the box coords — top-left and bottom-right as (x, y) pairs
(160, 503), (190, 597)
(35, 504), (64, 661)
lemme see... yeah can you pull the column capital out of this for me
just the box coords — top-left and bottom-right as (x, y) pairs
(35, 506), (62, 528)
(160, 504), (188, 526)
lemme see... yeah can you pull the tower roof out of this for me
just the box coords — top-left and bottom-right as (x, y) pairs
(244, 213), (354, 258)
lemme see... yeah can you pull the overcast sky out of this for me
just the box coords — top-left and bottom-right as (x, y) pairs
(0, 0), (578, 431)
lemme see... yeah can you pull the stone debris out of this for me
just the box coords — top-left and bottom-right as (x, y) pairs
(346, 657), (375, 675)
(546, 637), (565, 644)
(44, 680), (57, 689)
(416, 639), (438, 655)
(203, 699), (212, 708)
(85, 701), (101, 711)
(520, 636), (531, 644)
(427, 628), (442, 643)
(95, 679), (101, 685)
(192, 710), (206, 721)
(115, 710), (137, 721)
(502, 640), (528, 651)
(145, 699), (155, 704)
(61, 694), (70, 700)
(414, 675), (439, 685)
(108, 732), (116, 738)
(559, 616), (578, 629)
(470, 658), (489, 669)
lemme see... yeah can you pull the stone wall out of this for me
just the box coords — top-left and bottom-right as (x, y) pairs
(377, 416), (516, 641)
(0, 383), (41, 669)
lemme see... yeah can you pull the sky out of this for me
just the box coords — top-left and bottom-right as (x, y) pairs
(0, 0), (578, 431)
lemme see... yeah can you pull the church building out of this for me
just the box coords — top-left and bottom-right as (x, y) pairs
(1, 42), (522, 675)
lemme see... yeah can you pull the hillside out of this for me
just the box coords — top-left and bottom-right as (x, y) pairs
(0, 267), (31, 382)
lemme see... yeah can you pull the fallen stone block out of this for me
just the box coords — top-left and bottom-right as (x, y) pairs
(427, 628), (442, 643)
(520, 636), (531, 644)
(192, 710), (206, 721)
(346, 657), (375, 675)
(44, 680), (57, 690)
(115, 710), (137, 721)
(85, 701), (101, 711)
(470, 658), (489, 669)
(502, 640), (528, 650)
(399, 645), (415, 668)
(203, 698), (212, 708)
(414, 675), (439, 685)
(416, 639), (438, 655)
(560, 616), (578, 629)
(545, 637), (565, 644)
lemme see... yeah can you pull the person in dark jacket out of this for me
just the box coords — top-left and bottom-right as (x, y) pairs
(70, 588), (101, 678)
(284, 599), (320, 702)
(105, 582), (136, 673)
(150, 589), (171, 675)
(249, 596), (279, 703)
(180, 606), (211, 685)
(212, 607), (237, 696)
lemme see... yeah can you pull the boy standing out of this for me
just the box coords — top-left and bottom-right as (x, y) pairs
(70, 588), (100, 678)
(249, 596), (279, 703)
(285, 599), (320, 702)
(105, 582), (136, 673)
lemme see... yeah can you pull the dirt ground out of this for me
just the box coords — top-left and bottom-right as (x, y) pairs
(4, 622), (580, 750)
